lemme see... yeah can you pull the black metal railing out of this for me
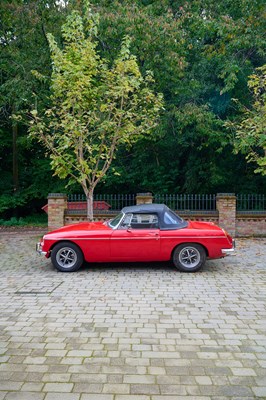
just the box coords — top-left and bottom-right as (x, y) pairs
(67, 193), (266, 213)
(236, 194), (266, 211)
(67, 193), (135, 213)
(154, 194), (217, 211)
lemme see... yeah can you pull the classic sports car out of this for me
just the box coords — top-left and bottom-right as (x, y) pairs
(37, 204), (235, 273)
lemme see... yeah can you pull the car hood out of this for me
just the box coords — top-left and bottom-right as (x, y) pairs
(44, 221), (111, 238)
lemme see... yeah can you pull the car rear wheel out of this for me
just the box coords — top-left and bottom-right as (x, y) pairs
(51, 242), (83, 272)
(173, 243), (206, 272)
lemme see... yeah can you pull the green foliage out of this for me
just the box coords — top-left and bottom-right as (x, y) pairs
(226, 65), (266, 175)
(91, 0), (266, 193)
(0, 0), (70, 216)
(0, 214), (47, 227)
(30, 4), (163, 219)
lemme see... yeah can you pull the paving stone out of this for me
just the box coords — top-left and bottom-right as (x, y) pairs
(45, 350), (67, 357)
(26, 364), (49, 373)
(148, 367), (166, 375)
(21, 382), (44, 391)
(107, 375), (123, 384)
(67, 350), (93, 357)
(130, 384), (160, 395)
(156, 375), (180, 385)
(152, 397), (210, 400)
(80, 395), (113, 400)
(200, 384), (253, 396)
(124, 375), (156, 384)
(44, 394), (80, 400)
(73, 383), (103, 393)
(0, 381), (23, 390)
(4, 393), (45, 400)
(102, 384), (130, 394)
(252, 386), (266, 397)
(115, 396), (150, 400)
(71, 373), (107, 383)
(43, 383), (74, 392)
(231, 367), (257, 376)
(24, 356), (47, 364)
(160, 384), (187, 395)
(195, 376), (212, 385)
(42, 373), (71, 382)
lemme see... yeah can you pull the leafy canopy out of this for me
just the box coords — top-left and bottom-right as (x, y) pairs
(227, 64), (266, 175)
(29, 2), (163, 218)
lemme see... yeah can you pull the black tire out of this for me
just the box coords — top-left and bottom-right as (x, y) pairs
(51, 242), (84, 272)
(173, 243), (206, 272)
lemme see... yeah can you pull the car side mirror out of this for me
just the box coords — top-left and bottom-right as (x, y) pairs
(127, 225), (132, 232)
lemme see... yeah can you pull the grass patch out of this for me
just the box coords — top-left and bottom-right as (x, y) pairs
(0, 214), (47, 227)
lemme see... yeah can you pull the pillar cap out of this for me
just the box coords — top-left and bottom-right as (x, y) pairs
(48, 193), (67, 199)
(136, 192), (152, 196)
(216, 193), (236, 199)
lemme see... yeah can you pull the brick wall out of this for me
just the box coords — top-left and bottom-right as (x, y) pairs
(236, 215), (266, 237)
(216, 194), (237, 236)
(47, 193), (67, 231)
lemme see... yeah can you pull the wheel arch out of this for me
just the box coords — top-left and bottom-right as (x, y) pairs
(49, 240), (84, 258)
(171, 241), (209, 259)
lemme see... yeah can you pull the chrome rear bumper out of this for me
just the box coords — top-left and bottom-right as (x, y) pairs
(222, 239), (236, 255)
(36, 242), (47, 256)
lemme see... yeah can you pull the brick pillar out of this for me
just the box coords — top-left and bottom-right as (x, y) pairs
(135, 192), (153, 205)
(47, 193), (67, 231)
(216, 193), (236, 237)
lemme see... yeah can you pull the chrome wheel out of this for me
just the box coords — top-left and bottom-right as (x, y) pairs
(56, 247), (77, 269)
(51, 242), (83, 272)
(179, 246), (200, 269)
(173, 243), (206, 272)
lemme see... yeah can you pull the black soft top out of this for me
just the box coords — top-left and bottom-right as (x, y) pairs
(122, 203), (188, 230)
(122, 203), (167, 215)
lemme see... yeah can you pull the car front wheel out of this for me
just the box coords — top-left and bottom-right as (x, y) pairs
(51, 242), (84, 272)
(173, 243), (206, 272)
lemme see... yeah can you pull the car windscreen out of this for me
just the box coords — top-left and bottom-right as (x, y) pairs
(108, 213), (123, 229)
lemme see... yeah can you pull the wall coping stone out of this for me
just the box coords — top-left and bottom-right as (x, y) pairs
(48, 193), (67, 199)
(237, 211), (266, 218)
(216, 193), (236, 199)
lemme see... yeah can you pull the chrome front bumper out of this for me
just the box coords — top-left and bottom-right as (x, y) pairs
(36, 242), (47, 256)
(222, 239), (236, 255)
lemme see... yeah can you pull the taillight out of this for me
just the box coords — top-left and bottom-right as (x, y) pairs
(222, 229), (233, 244)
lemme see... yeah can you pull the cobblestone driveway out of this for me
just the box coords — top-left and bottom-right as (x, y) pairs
(0, 231), (265, 400)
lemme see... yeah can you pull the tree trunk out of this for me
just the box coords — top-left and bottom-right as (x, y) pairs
(86, 188), (94, 221)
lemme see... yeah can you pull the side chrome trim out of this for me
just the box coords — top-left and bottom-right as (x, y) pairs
(51, 235), (227, 241)
(51, 237), (110, 241)
(52, 237), (158, 241)
(160, 236), (227, 240)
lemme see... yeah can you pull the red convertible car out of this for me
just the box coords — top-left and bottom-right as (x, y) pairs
(36, 204), (235, 273)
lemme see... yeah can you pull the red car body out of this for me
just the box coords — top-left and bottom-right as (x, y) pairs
(37, 204), (235, 272)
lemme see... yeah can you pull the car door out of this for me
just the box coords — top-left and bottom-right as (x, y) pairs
(110, 213), (161, 261)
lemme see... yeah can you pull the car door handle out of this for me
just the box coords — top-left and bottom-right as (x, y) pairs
(148, 232), (160, 240)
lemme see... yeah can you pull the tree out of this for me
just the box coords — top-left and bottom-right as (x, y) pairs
(30, 3), (163, 220)
(227, 65), (266, 175)
(0, 0), (70, 216)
